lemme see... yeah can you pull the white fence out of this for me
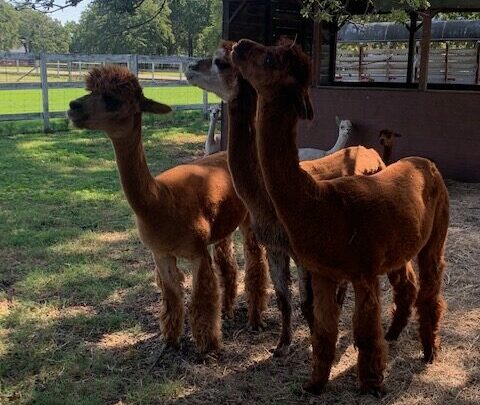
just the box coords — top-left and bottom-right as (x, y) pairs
(0, 52), (213, 131)
(336, 42), (480, 84)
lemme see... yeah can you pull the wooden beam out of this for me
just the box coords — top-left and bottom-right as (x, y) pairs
(418, 11), (433, 91)
(406, 12), (417, 84)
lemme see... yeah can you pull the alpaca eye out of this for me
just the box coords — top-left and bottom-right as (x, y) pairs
(265, 54), (274, 68)
(103, 95), (122, 111)
(214, 59), (230, 71)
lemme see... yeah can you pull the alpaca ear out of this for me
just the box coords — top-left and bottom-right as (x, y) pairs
(335, 115), (340, 126)
(293, 92), (314, 120)
(141, 97), (172, 115)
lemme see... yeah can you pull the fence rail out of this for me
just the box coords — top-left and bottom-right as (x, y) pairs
(0, 52), (213, 131)
(336, 42), (480, 84)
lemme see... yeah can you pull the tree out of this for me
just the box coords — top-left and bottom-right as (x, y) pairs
(18, 8), (70, 52)
(169, 0), (213, 56)
(71, 0), (174, 54)
(0, 0), (20, 51)
(301, 0), (431, 23)
(196, 0), (222, 55)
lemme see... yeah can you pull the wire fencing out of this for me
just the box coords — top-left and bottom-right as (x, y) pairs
(0, 52), (218, 132)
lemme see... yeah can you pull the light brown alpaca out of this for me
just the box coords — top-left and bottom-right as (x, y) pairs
(379, 129), (402, 165)
(67, 65), (269, 353)
(186, 41), (417, 356)
(232, 39), (449, 396)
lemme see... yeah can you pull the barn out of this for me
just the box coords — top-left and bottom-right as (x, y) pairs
(222, 0), (480, 182)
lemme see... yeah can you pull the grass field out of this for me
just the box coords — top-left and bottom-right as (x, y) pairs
(0, 87), (220, 116)
(0, 114), (479, 404)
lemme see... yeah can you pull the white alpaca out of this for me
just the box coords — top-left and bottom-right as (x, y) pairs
(298, 117), (353, 161)
(204, 104), (222, 155)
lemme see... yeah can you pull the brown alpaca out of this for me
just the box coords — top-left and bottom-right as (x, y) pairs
(186, 41), (417, 356)
(231, 39), (449, 396)
(379, 129), (402, 164)
(67, 65), (269, 353)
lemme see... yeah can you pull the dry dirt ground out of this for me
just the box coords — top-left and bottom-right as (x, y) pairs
(149, 180), (480, 405)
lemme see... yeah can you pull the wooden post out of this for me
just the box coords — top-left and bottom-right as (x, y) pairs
(68, 61), (72, 81)
(16, 59), (20, 73)
(359, 44), (364, 81)
(129, 54), (138, 76)
(406, 12), (417, 84)
(203, 90), (209, 119)
(418, 11), (433, 91)
(328, 21), (338, 84)
(57, 60), (60, 78)
(151, 62), (155, 80)
(79, 61), (82, 79)
(179, 63), (183, 80)
(39, 53), (51, 133)
(444, 42), (449, 83)
(475, 41), (480, 85)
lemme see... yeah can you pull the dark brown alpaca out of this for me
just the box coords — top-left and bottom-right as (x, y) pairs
(232, 39), (449, 396)
(379, 129), (402, 164)
(67, 65), (269, 353)
(186, 41), (417, 356)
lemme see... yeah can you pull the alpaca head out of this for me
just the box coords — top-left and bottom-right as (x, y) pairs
(336, 117), (353, 138)
(185, 41), (239, 102)
(379, 129), (401, 148)
(231, 38), (313, 120)
(68, 65), (171, 138)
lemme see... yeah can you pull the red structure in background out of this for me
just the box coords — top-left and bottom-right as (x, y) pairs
(222, 0), (480, 182)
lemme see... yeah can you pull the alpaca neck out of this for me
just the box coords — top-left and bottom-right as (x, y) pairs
(227, 77), (266, 209)
(383, 145), (392, 165)
(256, 94), (332, 242)
(110, 114), (160, 216)
(325, 128), (348, 155)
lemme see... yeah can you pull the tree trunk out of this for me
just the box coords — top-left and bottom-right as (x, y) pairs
(188, 34), (193, 57)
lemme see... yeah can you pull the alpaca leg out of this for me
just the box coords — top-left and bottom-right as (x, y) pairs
(352, 277), (387, 397)
(239, 219), (269, 330)
(297, 265), (314, 333)
(267, 249), (292, 357)
(189, 250), (222, 353)
(303, 274), (340, 395)
(385, 262), (418, 341)
(154, 254), (185, 348)
(416, 238), (447, 363)
(213, 236), (238, 319)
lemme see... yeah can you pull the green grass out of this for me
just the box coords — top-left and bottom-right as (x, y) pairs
(0, 87), (220, 115)
(0, 111), (209, 404)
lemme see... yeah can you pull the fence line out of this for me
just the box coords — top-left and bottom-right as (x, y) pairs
(0, 52), (212, 132)
(336, 42), (480, 84)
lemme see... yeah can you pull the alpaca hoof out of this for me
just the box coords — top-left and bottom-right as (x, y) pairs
(360, 383), (386, 398)
(422, 347), (438, 364)
(150, 341), (180, 369)
(302, 380), (326, 395)
(222, 309), (234, 320)
(385, 329), (400, 342)
(248, 320), (266, 332)
(270, 343), (290, 357)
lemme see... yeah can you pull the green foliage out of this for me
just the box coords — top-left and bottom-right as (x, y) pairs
(0, 0), (20, 50)
(17, 8), (70, 52)
(301, 0), (431, 23)
(71, 0), (174, 54)
(196, 0), (223, 55)
(169, 0), (214, 56)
